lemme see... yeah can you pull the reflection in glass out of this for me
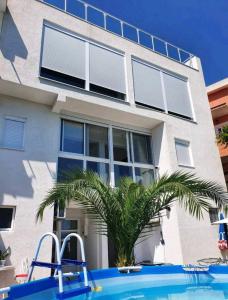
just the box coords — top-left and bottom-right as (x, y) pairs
(135, 168), (154, 186)
(133, 133), (152, 164)
(87, 161), (109, 184)
(62, 120), (84, 154)
(114, 165), (132, 186)
(57, 157), (83, 182)
(86, 124), (109, 158)
(113, 129), (129, 162)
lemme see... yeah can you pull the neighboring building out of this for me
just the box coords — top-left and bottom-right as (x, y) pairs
(208, 78), (228, 186)
(0, 0), (225, 286)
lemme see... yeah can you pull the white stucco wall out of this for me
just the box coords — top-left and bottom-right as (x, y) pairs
(0, 95), (59, 284)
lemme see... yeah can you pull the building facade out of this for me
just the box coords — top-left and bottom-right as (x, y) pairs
(0, 0), (225, 287)
(208, 78), (228, 186)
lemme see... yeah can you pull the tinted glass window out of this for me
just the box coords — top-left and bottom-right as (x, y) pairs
(133, 133), (152, 164)
(0, 208), (14, 229)
(114, 165), (133, 186)
(113, 129), (129, 162)
(57, 157), (83, 182)
(87, 161), (109, 184)
(62, 120), (84, 154)
(86, 124), (109, 158)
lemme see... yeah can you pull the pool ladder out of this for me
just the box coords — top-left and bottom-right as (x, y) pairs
(27, 232), (91, 299)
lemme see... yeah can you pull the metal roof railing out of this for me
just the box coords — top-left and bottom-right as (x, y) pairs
(37, 0), (198, 70)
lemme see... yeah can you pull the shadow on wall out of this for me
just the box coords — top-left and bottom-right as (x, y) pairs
(0, 155), (34, 201)
(134, 225), (163, 264)
(0, 8), (28, 82)
(0, 153), (56, 201)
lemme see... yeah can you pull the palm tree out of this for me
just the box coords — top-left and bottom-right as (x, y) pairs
(217, 125), (228, 147)
(37, 170), (228, 266)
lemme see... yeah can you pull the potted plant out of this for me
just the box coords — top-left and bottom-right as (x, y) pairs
(0, 247), (10, 267)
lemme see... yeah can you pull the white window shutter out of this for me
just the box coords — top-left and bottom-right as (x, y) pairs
(3, 118), (25, 149)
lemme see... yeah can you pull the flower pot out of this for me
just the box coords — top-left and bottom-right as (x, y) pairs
(0, 260), (6, 267)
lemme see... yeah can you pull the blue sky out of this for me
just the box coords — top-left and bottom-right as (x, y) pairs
(82, 0), (228, 86)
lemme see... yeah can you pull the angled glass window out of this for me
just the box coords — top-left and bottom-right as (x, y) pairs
(86, 124), (109, 158)
(133, 133), (152, 164)
(61, 120), (84, 154)
(113, 129), (129, 162)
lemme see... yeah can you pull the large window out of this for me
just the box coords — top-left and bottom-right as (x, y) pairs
(0, 206), (15, 231)
(41, 24), (126, 100)
(58, 119), (155, 186)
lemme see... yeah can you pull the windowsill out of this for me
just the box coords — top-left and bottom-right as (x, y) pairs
(0, 228), (13, 232)
(178, 164), (195, 169)
(136, 104), (198, 124)
(0, 146), (25, 152)
(39, 76), (130, 106)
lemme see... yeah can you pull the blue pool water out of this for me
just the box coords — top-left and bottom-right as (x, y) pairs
(9, 271), (228, 300)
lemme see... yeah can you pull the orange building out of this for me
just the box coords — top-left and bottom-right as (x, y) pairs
(208, 78), (228, 185)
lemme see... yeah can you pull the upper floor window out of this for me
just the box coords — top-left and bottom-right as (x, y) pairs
(2, 117), (25, 150)
(41, 24), (126, 101)
(132, 58), (193, 121)
(175, 139), (193, 167)
(0, 206), (15, 231)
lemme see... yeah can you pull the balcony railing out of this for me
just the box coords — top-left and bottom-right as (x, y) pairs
(37, 0), (198, 69)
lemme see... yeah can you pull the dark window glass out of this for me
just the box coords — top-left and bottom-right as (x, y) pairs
(61, 219), (78, 231)
(0, 208), (14, 229)
(87, 161), (109, 184)
(113, 129), (128, 162)
(86, 124), (109, 158)
(61, 231), (77, 259)
(135, 168), (154, 186)
(57, 157), (83, 182)
(114, 165), (133, 186)
(133, 133), (152, 164)
(209, 208), (219, 224)
(40, 68), (85, 89)
(90, 84), (125, 100)
(62, 120), (84, 154)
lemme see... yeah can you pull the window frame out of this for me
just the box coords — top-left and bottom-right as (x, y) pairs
(2, 116), (26, 151)
(59, 117), (155, 187)
(40, 23), (127, 102)
(0, 206), (16, 231)
(175, 138), (194, 168)
(132, 57), (195, 122)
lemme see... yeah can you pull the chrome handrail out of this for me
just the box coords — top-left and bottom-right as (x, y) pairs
(36, 0), (197, 69)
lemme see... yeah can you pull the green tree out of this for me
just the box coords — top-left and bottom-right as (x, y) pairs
(217, 125), (228, 147)
(37, 171), (228, 266)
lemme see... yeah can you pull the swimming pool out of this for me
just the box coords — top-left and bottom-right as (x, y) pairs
(5, 265), (228, 299)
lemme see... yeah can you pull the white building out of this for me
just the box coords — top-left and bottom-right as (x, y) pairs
(0, 0), (225, 287)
